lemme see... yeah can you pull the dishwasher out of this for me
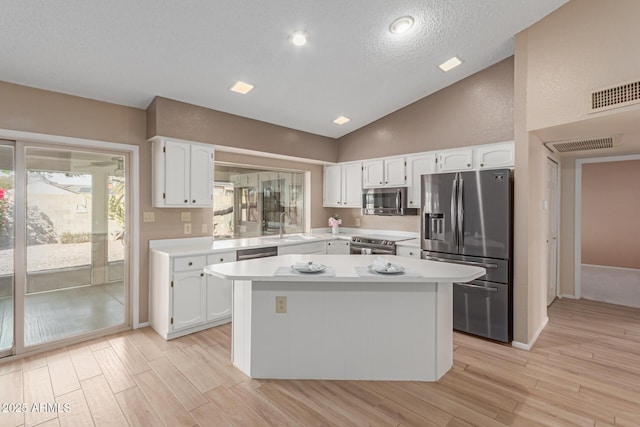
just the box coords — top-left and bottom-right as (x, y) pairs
(236, 246), (278, 261)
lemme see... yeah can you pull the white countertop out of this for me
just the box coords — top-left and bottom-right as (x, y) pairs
(149, 228), (420, 257)
(396, 238), (420, 248)
(204, 254), (485, 283)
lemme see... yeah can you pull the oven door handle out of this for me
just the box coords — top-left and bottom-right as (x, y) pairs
(453, 282), (498, 292)
(423, 255), (497, 269)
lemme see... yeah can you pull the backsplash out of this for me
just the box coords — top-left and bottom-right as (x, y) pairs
(334, 208), (421, 233)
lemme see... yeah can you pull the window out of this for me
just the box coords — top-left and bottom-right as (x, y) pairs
(213, 165), (306, 239)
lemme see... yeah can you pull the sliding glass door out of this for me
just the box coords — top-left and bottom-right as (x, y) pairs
(0, 141), (130, 356)
(0, 142), (14, 357)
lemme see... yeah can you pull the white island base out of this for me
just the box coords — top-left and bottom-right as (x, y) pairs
(205, 254), (485, 382)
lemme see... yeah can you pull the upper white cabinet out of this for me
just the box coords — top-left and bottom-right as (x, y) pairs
(473, 142), (515, 169)
(152, 138), (214, 208)
(323, 162), (362, 208)
(436, 149), (473, 173)
(362, 157), (406, 188)
(405, 154), (436, 208)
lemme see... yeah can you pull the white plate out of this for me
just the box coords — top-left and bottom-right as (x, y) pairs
(291, 264), (327, 273)
(368, 264), (405, 274)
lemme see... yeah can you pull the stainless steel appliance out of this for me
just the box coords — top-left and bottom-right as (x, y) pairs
(362, 187), (417, 216)
(237, 246), (278, 260)
(350, 234), (414, 255)
(421, 169), (513, 342)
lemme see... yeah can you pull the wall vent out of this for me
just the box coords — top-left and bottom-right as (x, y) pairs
(591, 80), (640, 111)
(544, 137), (616, 153)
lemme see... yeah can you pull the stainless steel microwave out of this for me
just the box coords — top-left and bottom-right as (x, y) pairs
(362, 187), (417, 215)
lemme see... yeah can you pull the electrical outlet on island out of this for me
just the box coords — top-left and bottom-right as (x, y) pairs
(184, 223), (192, 234)
(355, 217), (361, 227)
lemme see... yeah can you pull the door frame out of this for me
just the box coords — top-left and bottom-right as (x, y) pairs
(545, 157), (560, 305)
(0, 128), (141, 348)
(574, 153), (640, 299)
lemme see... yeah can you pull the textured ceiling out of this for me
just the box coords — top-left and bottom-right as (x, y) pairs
(0, 0), (567, 138)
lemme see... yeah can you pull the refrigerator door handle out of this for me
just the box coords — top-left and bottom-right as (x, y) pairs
(453, 282), (499, 292)
(450, 176), (458, 247)
(457, 177), (464, 249)
(423, 255), (498, 269)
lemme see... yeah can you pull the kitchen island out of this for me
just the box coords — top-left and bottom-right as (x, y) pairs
(205, 254), (485, 381)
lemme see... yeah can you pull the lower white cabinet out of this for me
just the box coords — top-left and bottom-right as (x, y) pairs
(150, 249), (234, 340)
(206, 252), (236, 322)
(326, 239), (350, 254)
(397, 246), (420, 259)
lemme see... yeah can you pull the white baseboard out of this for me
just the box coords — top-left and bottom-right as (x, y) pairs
(135, 321), (150, 329)
(560, 294), (578, 299)
(511, 316), (549, 351)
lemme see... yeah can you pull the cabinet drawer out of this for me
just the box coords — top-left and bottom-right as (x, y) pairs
(207, 251), (237, 265)
(397, 246), (420, 258)
(173, 255), (206, 272)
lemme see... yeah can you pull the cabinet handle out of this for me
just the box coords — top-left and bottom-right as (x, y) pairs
(184, 199), (188, 203)
(337, 201), (340, 204)
(219, 258), (224, 262)
(379, 181), (382, 184)
(480, 163), (484, 167)
(192, 199), (196, 203)
(200, 273), (204, 277)
(409, 252), (414, 256)
(188, 262), (193, 266)
(385, 181), (388, 184)
(467, 163), (470, 167)
(409, 201), (413, 204)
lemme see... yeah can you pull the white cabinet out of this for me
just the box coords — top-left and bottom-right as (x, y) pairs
(152, 138), (214, 208)
(150, 249), (234, 340)
(172, 270), (206, 331)
(473, 142), (514, 169)
(323, 162), (362, 208)
(206, 252), (235, 323)
(171, 255), (207, 333)
(436, 149), (473, 173)
(405, 154), (436, 207)
(397, 246), (420, 259)
(278, 241), (327, 255)
(326, 239), (350, 254)
(362, 158), (406, 188)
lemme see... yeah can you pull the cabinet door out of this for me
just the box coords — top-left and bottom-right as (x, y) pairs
(437, 149), (473, 172)
(323, 165), (342, 207)
(362, 160), (384, 188)
(341, 162), (362, 207)
(326, 240), (350, 254)
(384, 158), (406, 186)
(171, 271), (206, 331)
(206, 252), (235, 323)
(474, 142), (514, 169)
(406, 154), (436, 207)
(190, 144), (214, 207)
(164, 141), (191, 206)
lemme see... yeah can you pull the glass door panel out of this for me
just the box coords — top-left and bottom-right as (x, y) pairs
(24, 147), (127, 347)
(0, 144), (14, 355)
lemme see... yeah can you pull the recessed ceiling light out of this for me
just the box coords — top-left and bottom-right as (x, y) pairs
(389, 16), (414, 34)
(438, 56), (463, 72)
(230, 81), (254, 94)
(333, 116), (351, 125)
(289, 31), (308, 46)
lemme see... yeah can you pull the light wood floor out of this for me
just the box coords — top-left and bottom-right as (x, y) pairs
(1, 298), (639, 427)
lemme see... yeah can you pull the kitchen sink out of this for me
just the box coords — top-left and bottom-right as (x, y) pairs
(261, 234), (317, 242)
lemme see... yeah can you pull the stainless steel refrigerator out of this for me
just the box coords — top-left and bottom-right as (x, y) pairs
(421, 169), (513, 342)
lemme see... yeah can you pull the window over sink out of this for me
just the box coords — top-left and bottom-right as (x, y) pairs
(213, 164), (306, 239)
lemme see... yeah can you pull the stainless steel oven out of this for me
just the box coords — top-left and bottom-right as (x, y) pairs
(349, 235), (408, 255)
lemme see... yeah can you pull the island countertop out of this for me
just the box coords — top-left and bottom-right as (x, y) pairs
(204, 254), (485, 283)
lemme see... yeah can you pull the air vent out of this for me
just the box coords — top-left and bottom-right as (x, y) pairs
(544, 137), (616, 153)
(591, 80), (640, 111)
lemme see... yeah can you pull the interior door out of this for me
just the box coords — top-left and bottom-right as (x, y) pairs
(546, 158), (559, 305)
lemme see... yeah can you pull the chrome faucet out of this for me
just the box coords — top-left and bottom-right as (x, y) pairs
(279, 212), (291, 239)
